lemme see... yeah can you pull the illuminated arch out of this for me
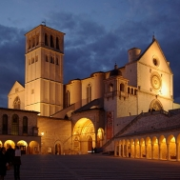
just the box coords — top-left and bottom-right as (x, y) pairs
(73, 118), (95, 154)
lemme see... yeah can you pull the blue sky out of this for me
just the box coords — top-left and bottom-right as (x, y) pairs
(0, 0), (180, 107)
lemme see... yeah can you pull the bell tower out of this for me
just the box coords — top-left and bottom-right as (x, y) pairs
(24, 24), (65, 116)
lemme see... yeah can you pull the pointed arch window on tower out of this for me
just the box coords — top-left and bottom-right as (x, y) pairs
(13, 96), (20, 109)
(56, 58), (59, 65)
(120, 83), (125, 92)
(56, 37), (59, 49)
(28, 39), (31, 49)
(65, 90), (70, 107)
(12, 114), (19, 135)
(50, 56), (54, 64)
(23, 116), (28, 134)
(2, 114), (8, 134)
(32, 37), (35, 47)
(87, 84), (92, 103)
(45, 34), (48, 46)
(50, 35), (54, 48)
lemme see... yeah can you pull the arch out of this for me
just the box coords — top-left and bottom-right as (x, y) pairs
(140, 138), (146, 158)
(159, 135), (167, 160)
(12, 114), (19, 135)
(23, 116), (28, 135)
(149, 99), (163, 111)
(120, 83), (125, 92)
(152, 136), (159, 159)
(13, 96), (20, 109)
(87, 84), (92, 103)
(4, 140), (15, 149)
(97, 128), (104, 148)
(167, 135), (176, 160)
(146, 137), (152, 159)
(17, 140), (28, 155)
(54, 141), (62, 155)
(2, 114), (8, 134)
(135, 139), (140, 158)
(73, 118), (95, 154)
(29, 141), (40, 154)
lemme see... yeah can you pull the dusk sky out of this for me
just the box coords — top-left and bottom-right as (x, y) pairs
(0, 0), (180, 107)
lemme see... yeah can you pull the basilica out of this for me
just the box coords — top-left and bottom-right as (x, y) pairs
(1, 24), (180, 161)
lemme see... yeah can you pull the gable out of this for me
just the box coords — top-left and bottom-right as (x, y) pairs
(138, 39), (172, 74)
(8, 81), (25, 96)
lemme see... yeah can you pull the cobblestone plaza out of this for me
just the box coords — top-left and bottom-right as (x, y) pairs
(5, 154), (180, 180)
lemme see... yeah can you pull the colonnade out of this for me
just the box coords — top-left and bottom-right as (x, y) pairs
(114, 134), (180, 161)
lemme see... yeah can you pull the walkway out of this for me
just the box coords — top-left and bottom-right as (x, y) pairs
(5, 154), (180, 180)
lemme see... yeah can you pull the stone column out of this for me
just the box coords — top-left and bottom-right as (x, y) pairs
(145, 144), (148, 159)
(122, 144), (125, 157)
(167, 143), (170, 160)
(119, 142), (121, 157)
(114, 142), (117, 156)
(134, 144), (136, 158)
(151, 144), (154, 159)
(158, 143), (162, 160)
(139, 144), (142, 158)
(126, 144), (128, 157)
(176, 143), (179, 161)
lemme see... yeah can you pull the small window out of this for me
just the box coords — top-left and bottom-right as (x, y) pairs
(45, 34), (48, 46)
(31, 89), (34, 94)
(32, 37), (35, 47)
(15, 88), (19, 93)
(87, 84), (91, 103)
(131, 88), (133, 94)
(50, 57), (54, 64)
(128, 87), (130, 94)
(50, 35), (54, 48)
(56, 37), (59, 49)
(12, 114), (19, 135)
(23, 116), (28, 134)
(120, 83), (124, 92)
(35, 56), (38, 62)
(32, 58), (34, 64)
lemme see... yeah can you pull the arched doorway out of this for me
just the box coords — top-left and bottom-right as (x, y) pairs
(97, 128), (104, 148)
(73, 118), (95, 154)
(29, 141), (40, 154)
(55, 142), (61, 155)
(17, 140), (28, 155)
(149, 99), (163, 111)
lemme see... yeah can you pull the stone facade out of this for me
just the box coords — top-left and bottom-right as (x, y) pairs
(3, 25), (180, 157)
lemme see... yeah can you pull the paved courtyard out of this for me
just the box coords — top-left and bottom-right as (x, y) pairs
(5, 154), (180, 180)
